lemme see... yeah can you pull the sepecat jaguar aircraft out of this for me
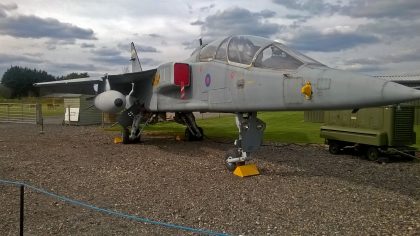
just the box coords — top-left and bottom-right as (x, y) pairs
(35, 35), (420, 174)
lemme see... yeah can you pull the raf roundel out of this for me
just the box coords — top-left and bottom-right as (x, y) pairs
(205, 73), (211, 87)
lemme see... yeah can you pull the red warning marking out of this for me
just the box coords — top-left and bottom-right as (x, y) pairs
(180, 82), (185, 99)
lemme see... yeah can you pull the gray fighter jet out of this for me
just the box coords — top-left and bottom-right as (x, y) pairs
(35, 35), (420, 172)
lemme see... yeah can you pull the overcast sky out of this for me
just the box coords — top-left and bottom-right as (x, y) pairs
(1, 0), (420, 78)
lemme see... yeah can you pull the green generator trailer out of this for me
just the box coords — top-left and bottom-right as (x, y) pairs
(320, 105), (416, 161)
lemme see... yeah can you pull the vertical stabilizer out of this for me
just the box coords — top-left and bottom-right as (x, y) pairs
(130, 42), (142, 72)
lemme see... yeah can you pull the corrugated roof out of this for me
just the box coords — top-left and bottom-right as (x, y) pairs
(42, 93), (92, 98)
(373, 74), (420, 82)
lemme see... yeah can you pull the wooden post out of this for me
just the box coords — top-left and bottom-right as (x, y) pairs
(36, 102), (44, 133)
(67, 105), (71, 126)
(7, 104), (10, 121)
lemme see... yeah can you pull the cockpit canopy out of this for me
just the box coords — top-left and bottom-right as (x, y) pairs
(199, 35), (322, 70)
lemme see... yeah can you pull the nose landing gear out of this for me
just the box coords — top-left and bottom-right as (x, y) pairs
(225, 112), (265, 177)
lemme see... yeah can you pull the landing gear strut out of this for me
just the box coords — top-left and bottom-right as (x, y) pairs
(118, 103), (156, 144)
(174, 112), (204, 141)
(225, 112), (265, 176)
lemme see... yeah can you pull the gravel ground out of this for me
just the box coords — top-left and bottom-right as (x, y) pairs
(0, 123), (419, 235)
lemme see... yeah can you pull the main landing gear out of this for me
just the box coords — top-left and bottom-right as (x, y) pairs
(174, 112), (204, 141)
(118, 103), (156, 144)
(225, 112), (266, 177)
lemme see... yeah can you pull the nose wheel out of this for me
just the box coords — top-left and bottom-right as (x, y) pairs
(225, 149), (245, 171)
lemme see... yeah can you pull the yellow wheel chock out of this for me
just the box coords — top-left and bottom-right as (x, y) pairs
(114, 136), (123, 144)
(233, 163), (260, 177)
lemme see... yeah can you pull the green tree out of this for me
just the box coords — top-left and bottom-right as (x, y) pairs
(57, 72), (89, 80)
(1, 66), (56, 98)
(0, 84), (12, 99)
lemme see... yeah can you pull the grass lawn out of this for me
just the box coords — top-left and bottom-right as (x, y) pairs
(144, 112), (324, 144)
(144, 111), (420, 148)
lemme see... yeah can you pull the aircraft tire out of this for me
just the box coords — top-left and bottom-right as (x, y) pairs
(225, 149), (241, 172)
(131, 129), (141, 144)
(328, 141), (342, 155)
(122, 128), (130, 144)
(196, 127), (204, 141)
(184, 128), (195, 141)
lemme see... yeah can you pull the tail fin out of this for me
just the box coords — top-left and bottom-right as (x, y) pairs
(130, 42), (142, 72)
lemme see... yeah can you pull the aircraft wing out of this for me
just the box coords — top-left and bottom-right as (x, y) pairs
(107, 69), (156, 85)
(34, 69), (157, 96)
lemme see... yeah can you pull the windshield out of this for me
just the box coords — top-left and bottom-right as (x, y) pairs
(254, 45), (303, 70)
(199, 37), (225, 61)
(199, 35), (272, 64)
(227, 35), (271, 65)
(198, 35), (324, 66)
(276, 43), (324, 65)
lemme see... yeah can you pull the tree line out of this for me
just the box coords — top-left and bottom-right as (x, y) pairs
(0, 66), (89, 98)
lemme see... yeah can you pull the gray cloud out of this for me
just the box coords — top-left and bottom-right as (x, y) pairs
(53, 63), (98, 72)
(182, 40), (200, 50)
(91, 55), (128, 65)
(257, 9), (276, 18)
(285, 14), (307, 20)
(44, 63), (100, 77)
(388, 49), (420, 63)
(0, 3), (18, 11)
(24, 52), (43, 57)
(117, 43), (130, 52)
(190, 20), (204, 26)
(288, 28), (379, 52)
(0, 53), (44, 64)
(343, 0), (420, 19)
(89, 47), (128, 65)
(140, 58), (160, 66)
(345, 49), (420, 67)
(272, 0), (340, 15)
(0, 14), (96, 40)
(147, 33), (161, 38)
(357, 19), (420, 40)
(273, 0), (420, 20)
(46, 44), (56, 51)
(344, 58), (382, 66)
(199, 3), (215, 13)
(346, 64), (385, 74)
(136, 45), (159, 53)
(91, 48), (121, 57)
(116, 43), (158, 53)
(81, 43), (95, 48)
(0, 3), (17, 17)
(199, 7), (281, 39)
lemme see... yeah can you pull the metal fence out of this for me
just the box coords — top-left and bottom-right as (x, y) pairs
(0, 103), (40, 124)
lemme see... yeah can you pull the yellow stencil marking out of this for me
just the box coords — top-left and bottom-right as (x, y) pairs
(152, 72), (160, 87)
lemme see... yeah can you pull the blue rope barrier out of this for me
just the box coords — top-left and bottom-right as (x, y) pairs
(0, 179), (229, 236)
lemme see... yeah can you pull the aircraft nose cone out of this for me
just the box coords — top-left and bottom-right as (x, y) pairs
(382, 81), (420, 103)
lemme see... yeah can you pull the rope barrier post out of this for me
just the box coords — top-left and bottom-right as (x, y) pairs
(0, 179), (228, 236)
(20, 184), (24, 236)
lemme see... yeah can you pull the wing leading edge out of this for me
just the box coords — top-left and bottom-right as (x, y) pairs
(34, 69), (157, 96)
